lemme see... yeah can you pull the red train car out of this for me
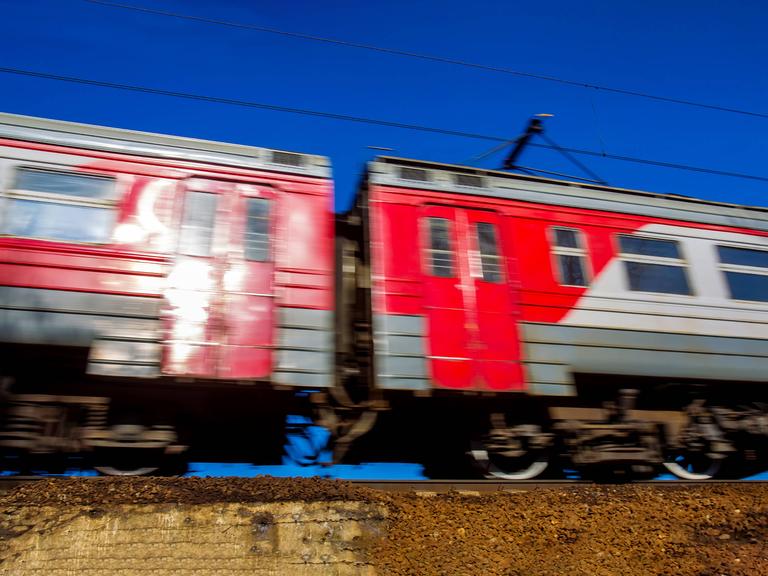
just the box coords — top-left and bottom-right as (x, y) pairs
(0, 113), (334, 474)
(332, 157), (768, 479)
(2, 115), (768, 480)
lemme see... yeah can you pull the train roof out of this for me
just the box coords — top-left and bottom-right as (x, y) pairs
(369, 156), (768, 234)
(0, 112), (330, 179)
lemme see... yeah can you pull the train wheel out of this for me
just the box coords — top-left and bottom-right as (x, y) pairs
(662, 400), (731, 480)
(663, 454), (722, 480)
(93, 446), (164, 476)
(469, 417), (554, 481)
(469, 444), (550, 480)
(95, 465), (160, 476)
(94, 455), (188, 477)
(88, 424), (186, 477)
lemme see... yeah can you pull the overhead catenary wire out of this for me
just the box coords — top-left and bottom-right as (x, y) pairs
(82, 0), (768, 121)
(3, 65), (768, 184)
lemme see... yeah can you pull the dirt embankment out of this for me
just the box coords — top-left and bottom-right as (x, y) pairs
(1, 478), (767, 576)
(377, 485), (768, 576)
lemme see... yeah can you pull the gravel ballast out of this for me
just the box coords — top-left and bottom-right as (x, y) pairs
(2, 478), (766, 575)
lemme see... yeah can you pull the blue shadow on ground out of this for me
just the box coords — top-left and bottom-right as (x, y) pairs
(185, 461), (428, 480)
(3, 462), (767, 480)
(183, 463), (768, 481)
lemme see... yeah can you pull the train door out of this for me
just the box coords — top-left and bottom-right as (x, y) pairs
(163, 178), (275, 379)
(421, 205), (523, 391)
(218, 184), (275, 379)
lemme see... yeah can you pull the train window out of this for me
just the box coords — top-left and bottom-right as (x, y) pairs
(620, 236), (681, 259)
(717, 245), (768, 302)
(401, 167), (430, 182)
(14, 168), (115, 200)
(476, 222), (503, 282)
(455, 174), (486, 188)
(718, 246), (768, 269)
(554, 228), (581, 249)
(1, 167), (116, 243)
(178, 191), (217, 257)
(624, 262), (690, 294)
(618, 235), (691, 295)
(551, 227), (589, 287)
(244, 198), (270, 261)
(426, 217), (455, 277)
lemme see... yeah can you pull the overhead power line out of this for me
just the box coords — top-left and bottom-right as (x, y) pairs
(2, 65), (768, 184)
(82, 0), (768, 121)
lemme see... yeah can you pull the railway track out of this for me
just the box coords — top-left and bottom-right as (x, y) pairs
(1, 476), (766, 495)
(354, 479), (768, 492)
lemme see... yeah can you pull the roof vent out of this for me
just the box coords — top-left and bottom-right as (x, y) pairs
(399, 167), (430, 182)
(454, 174), (485, 188)
(271, 151), (304, 167)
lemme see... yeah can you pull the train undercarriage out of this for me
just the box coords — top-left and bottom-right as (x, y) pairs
(1, 343), (766, 480)
(467, 393), (768, 481)
(0, 344), (291, 476)
(307, 376), (768, 482)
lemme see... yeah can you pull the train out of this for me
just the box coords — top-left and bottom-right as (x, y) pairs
(0, 112), (766, 480)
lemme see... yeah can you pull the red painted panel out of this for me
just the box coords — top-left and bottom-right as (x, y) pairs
(464, 210), (524, 391)
(155, 175), (333, 380)
(366, 185), (681, 392)
(420, 205), (472, 389)
(162, 179), (277, 380)
(370, 200), (424, 316)
(222, 293), (274, 347)
(220, 184), (275, 380)
(218, 346), (272, 380)
(274, 189), (334, 310)
(280, 287), (332, 309)
(0, 135), (334, 386)
(417, 206), (522, 391)
(0, 262), (164, 296)
(504, 216), (644, 323)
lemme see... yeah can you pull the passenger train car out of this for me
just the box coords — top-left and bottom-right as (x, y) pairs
(338, 157), (768, 479)
(0, 113), (334, 474)
(0, 113), (766, 479)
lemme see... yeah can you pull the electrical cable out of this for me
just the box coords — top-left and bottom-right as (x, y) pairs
(3, 65), (768, 184)
(82, 0), (768, 120)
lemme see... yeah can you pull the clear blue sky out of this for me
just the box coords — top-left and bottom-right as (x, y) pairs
(1, 0), (767, 211)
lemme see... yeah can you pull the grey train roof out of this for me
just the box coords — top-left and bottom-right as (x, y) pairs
(369, 156), (768, 233)
(0, 112), (330, 178)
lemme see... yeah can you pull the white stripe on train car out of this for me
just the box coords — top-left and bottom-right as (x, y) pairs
(561, 224), (768, 339)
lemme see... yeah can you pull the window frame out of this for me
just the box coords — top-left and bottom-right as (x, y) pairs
(1, 165), (118, 244)
(549, 226), (591, 287)
(422, 216), (456, 278)
(474, 221), (504, 283)
(243, 196), (272, 262)
(616, 233), (693, 296)
(176, 190), (219, 258)
(716, 243), (768, 303)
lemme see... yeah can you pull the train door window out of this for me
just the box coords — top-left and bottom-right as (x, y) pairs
(426, 217), (455, 277)
(476, 222), (503, 282)
(2, 167), (116, 243)
(717, 245), (768, 302)
(551, 227), (589, 287)
(618, 235), (691, 295)
(244, 197), (271, 261)
(178, 191), (217, 257)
